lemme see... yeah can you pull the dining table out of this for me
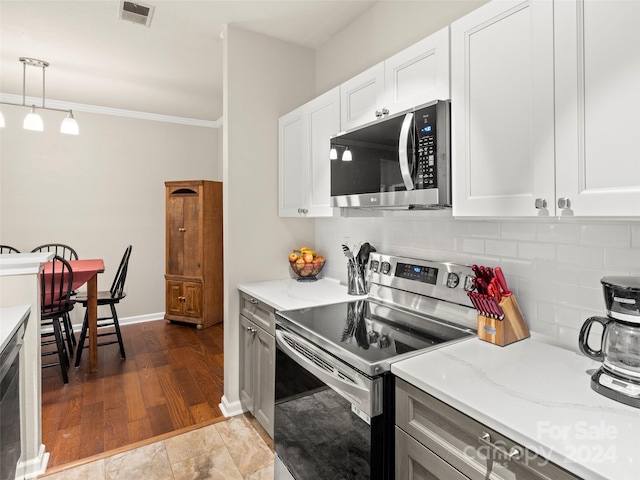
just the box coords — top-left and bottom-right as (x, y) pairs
(42, 258), (105, 372)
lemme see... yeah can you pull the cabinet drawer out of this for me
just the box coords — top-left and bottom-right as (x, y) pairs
(239, 292), (275, 334)
(396, 379), (580, 480)
(396, 427), (469, 480)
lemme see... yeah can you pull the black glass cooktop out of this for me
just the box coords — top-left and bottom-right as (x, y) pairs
(276, 299), (474, 377)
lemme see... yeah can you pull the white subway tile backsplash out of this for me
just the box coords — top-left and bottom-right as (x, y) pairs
(632, 224), (640, 248)
(536, 223), (580, 244)
(485, 240), (518, 258)
(316, 215), (640, 353)
(518, 242), (556, 261)
(580, 224), (630, 247)
(603, 247), (640, 272)
(501, 222), (537, 241)
(459, 238), (484, 254)
(557, 245), (603, 267)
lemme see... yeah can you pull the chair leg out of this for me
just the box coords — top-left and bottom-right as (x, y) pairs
(110, 304), (126, 360)
(62, 311), (75, 356)
(74, 311), (89, 368)
(52, 317), (68, 384)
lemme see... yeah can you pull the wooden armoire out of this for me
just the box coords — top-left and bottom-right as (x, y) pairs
(164, 180), (223, 328)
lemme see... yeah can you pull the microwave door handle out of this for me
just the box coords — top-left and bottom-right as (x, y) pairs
(398, 112), (415, 191)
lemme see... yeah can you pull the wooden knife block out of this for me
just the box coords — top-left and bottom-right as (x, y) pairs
(477, 294), (530, 346)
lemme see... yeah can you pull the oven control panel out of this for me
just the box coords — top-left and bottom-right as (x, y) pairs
(367, 253), (475, 307)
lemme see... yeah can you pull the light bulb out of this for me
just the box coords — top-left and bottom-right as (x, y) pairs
(60, 111), (79, 135)
(329, 147), (338, 160)
(342, 148), (352, 161)
(23, 106), (43, 131)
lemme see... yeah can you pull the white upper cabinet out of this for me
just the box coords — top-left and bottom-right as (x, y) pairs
(340, 27), (450, 131)
(451, 0), (555, 217)
(554, 0), (640, 217)
(453, 0), (640, 217)
(278, 87), (340, 217)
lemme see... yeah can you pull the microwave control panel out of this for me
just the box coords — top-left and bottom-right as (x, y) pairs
(415, 103), (438, 190)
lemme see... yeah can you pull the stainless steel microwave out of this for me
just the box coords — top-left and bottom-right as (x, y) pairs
(330, 100), (450, 209)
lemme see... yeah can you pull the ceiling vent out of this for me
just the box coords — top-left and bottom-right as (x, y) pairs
(119, 1), (155, 27)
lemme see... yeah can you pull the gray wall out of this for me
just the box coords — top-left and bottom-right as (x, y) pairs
(222, 25), (317, 410)
(0, 106), (219, 324)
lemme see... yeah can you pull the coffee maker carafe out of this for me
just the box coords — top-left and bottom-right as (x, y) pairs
(579, 276), (640, 408)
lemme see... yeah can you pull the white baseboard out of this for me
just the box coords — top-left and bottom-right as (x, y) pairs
(71, 312), (166, 329)
(219, 395), (245, 418)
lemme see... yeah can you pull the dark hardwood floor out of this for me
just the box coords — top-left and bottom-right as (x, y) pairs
(41, 319), (225, 469)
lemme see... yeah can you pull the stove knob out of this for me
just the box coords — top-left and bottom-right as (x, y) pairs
(370, 260), (379, 272)
(446, 272), (460, 288)
(464, 275), (475, 291)
(381, 262), (391, 274)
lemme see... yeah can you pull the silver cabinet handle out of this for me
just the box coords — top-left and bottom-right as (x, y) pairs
(381, 108), (389, 116)
(557, 197), (572, 209)
(534, 198), (547, 209)
(248, 297), (258, 305)
(375, 110), (383, 118)
(479, 431), (523, 461)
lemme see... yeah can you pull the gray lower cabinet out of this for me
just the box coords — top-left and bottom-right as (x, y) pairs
(395, 378), (580, 480)
(239, 292), (275, 438)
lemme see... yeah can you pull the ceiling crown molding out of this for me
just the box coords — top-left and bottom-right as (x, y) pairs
(0, 93), (222, 128)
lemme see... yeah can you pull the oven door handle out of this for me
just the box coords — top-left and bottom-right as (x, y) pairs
(275, 329), (371, 403)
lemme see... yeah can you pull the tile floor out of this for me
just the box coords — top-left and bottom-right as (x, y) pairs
(39, 415), (275, 480)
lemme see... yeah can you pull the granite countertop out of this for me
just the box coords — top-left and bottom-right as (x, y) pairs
(392, 337), (640, 480)
(237, 277), (360, 311)
(0, 305), (30, 352)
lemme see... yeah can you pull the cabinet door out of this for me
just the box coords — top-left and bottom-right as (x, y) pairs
(451, 0), (555, 217)
(252, 324), (275, 437)
(166, 280), (184, 316)
(167, 192), (201, 275)
(384, 26), (450, 115)
(239, 315), (255, 413)
(340, 62), (385, 131)
(306, 87), (339, 217)
(182, 281), (202, 318)
(278, 108), (307, 216)
(555, 0), (640, 216)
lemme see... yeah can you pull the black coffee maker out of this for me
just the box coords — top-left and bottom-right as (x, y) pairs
(579, 276), (640, 408)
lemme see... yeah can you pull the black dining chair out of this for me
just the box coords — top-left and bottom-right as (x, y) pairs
(0, 245), (20, 253)
(74, 245), (132, 367)
(31, 243), (78, 261)
(31, 243), (79, 354)
(40, 255), (74, 384)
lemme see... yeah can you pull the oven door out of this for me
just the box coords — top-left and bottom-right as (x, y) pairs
(274, 326), (393, 480)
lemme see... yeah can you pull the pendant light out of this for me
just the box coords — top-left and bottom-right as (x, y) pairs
(342, 147), (352, 161)
(329, 147), (338, 160)
(0, 57), (80, 135)
(23, 106), (44, 131)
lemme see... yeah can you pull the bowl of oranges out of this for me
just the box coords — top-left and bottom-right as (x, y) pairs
(288, 247), (326, 281)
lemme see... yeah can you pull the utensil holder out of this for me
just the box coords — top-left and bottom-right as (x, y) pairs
(477, 294), (530, 346)
(347, 262), (367, 296)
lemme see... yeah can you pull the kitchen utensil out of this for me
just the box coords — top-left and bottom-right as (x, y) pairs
(357, 242), (372, 266)
(342, 244), (355, 266)
(494, 267), (512, 296)
(578, 276), (640, 408)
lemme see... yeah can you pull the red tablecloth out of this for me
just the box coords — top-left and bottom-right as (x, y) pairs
(42, 259), (105, 372)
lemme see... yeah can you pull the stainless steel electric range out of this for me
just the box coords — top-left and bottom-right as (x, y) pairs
(274, 252), (478, 480)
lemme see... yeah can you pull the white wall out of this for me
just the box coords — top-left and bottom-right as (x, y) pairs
(0, 106), (219, 324)
(315, 0), (488, 94)
(222, 25), (317, 410)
